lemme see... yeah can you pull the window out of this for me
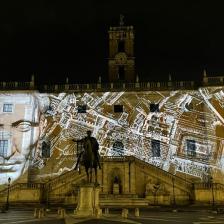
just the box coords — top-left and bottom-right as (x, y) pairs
(118, 66), (125, 80)
(41, 140), (51, 158)
(114, 105), (123, 113)
(118, 40), (125, 52)
(151, 139), (160, 157)
(3, 104), (13, 112)
(186, 139), (196, 157)
(112, 141), (124, 156)
(0, 140), (8, 157)
(77, 105), (87, 113)
(150, 103), (159, 112)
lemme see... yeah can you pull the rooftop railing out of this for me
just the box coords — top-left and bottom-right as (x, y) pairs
(0, 81), (196, 92)
(203, 76), (224, 86)
(0, 76), (224, 92)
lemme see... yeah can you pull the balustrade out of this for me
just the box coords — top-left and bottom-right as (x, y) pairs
(0, 80), (199, 91)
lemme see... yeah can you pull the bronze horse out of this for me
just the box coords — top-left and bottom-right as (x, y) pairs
(74, 131), (101, 183)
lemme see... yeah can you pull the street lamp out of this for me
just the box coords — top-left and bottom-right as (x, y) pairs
(6, 177), (11, 210)
(210, 177), (215, 208)
(172, 177), (176, 207)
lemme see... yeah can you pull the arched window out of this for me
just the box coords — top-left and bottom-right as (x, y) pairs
(111, 141), (124, 156)
(118, 66), (125, 80)
(118, 40), (125, 52)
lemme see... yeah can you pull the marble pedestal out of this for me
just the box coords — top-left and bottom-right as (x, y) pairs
(75, 183), (101, 217)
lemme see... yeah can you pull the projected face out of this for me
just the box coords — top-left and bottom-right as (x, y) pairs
(0, 94), (41, 185)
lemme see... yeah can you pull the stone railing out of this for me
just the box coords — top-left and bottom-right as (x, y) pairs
(45, 169), (81, 191)
(1, 75), (224, 91)
(203, 76), (224, 86)
(40, 81), (195, 92)
(44, 170), (85, 204)
(0, 80), (196, 92)
(194, 182), (224, 190)
(0, 182), (44, 196)
(0, 81), (32, 90)
(0, 169), (80, 196)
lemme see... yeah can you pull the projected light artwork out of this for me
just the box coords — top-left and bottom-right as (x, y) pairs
(1, 87), (224, 185)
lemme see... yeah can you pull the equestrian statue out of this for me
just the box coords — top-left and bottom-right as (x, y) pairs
(74, 130), (101, 183)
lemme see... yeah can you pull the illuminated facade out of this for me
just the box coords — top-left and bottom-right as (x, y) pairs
(0, 88), (224, 187)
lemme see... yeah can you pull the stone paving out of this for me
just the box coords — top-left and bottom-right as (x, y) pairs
(0, 210), (65, 224)
(1, 208), (224, 224)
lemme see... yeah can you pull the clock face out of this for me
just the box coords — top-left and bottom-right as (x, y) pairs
(115, 52), (127, 65)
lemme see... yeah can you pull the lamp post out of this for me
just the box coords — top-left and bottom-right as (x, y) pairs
(210, 177), (215, 209)
(172, 177), (176, 207)
(6, 177), (11, 210)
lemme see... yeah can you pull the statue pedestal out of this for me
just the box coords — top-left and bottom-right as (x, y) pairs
(75, 183), (101, 217)
(113, 183), (119, 194)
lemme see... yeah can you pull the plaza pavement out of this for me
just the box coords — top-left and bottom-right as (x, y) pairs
(1, 206), (224, 224)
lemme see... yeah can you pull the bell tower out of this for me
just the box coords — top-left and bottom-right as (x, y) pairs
(108, 15), (135, 82)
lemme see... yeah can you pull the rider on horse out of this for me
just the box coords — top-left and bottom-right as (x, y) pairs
(74, 130), (101, 172)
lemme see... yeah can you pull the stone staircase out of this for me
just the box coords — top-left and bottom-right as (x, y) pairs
(44, 169), (86, 205)
(0, 182), (44, 206)
(1, 157), (192, 202)
(134, 156), (194, 194)
(2, 156), (222, 207)
(0, 168), (86, 206)
(99, 193), (149, 207)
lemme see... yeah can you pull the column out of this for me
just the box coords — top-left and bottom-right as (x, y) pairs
(130, 162), (136, 194)
(102, 162), (108, 193)
(124, 162), (129, 193)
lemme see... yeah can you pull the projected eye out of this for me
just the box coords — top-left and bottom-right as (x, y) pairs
(14, 121), (32, 132)
(12, 120), (39, 132)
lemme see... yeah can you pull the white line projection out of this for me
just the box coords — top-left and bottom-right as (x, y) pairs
(1, 87), (224, 184)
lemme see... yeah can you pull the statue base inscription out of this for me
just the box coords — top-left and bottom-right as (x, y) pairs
(74, 183), (101, 217)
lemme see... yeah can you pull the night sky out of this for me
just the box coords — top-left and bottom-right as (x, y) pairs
(1, 1), (224, 84)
